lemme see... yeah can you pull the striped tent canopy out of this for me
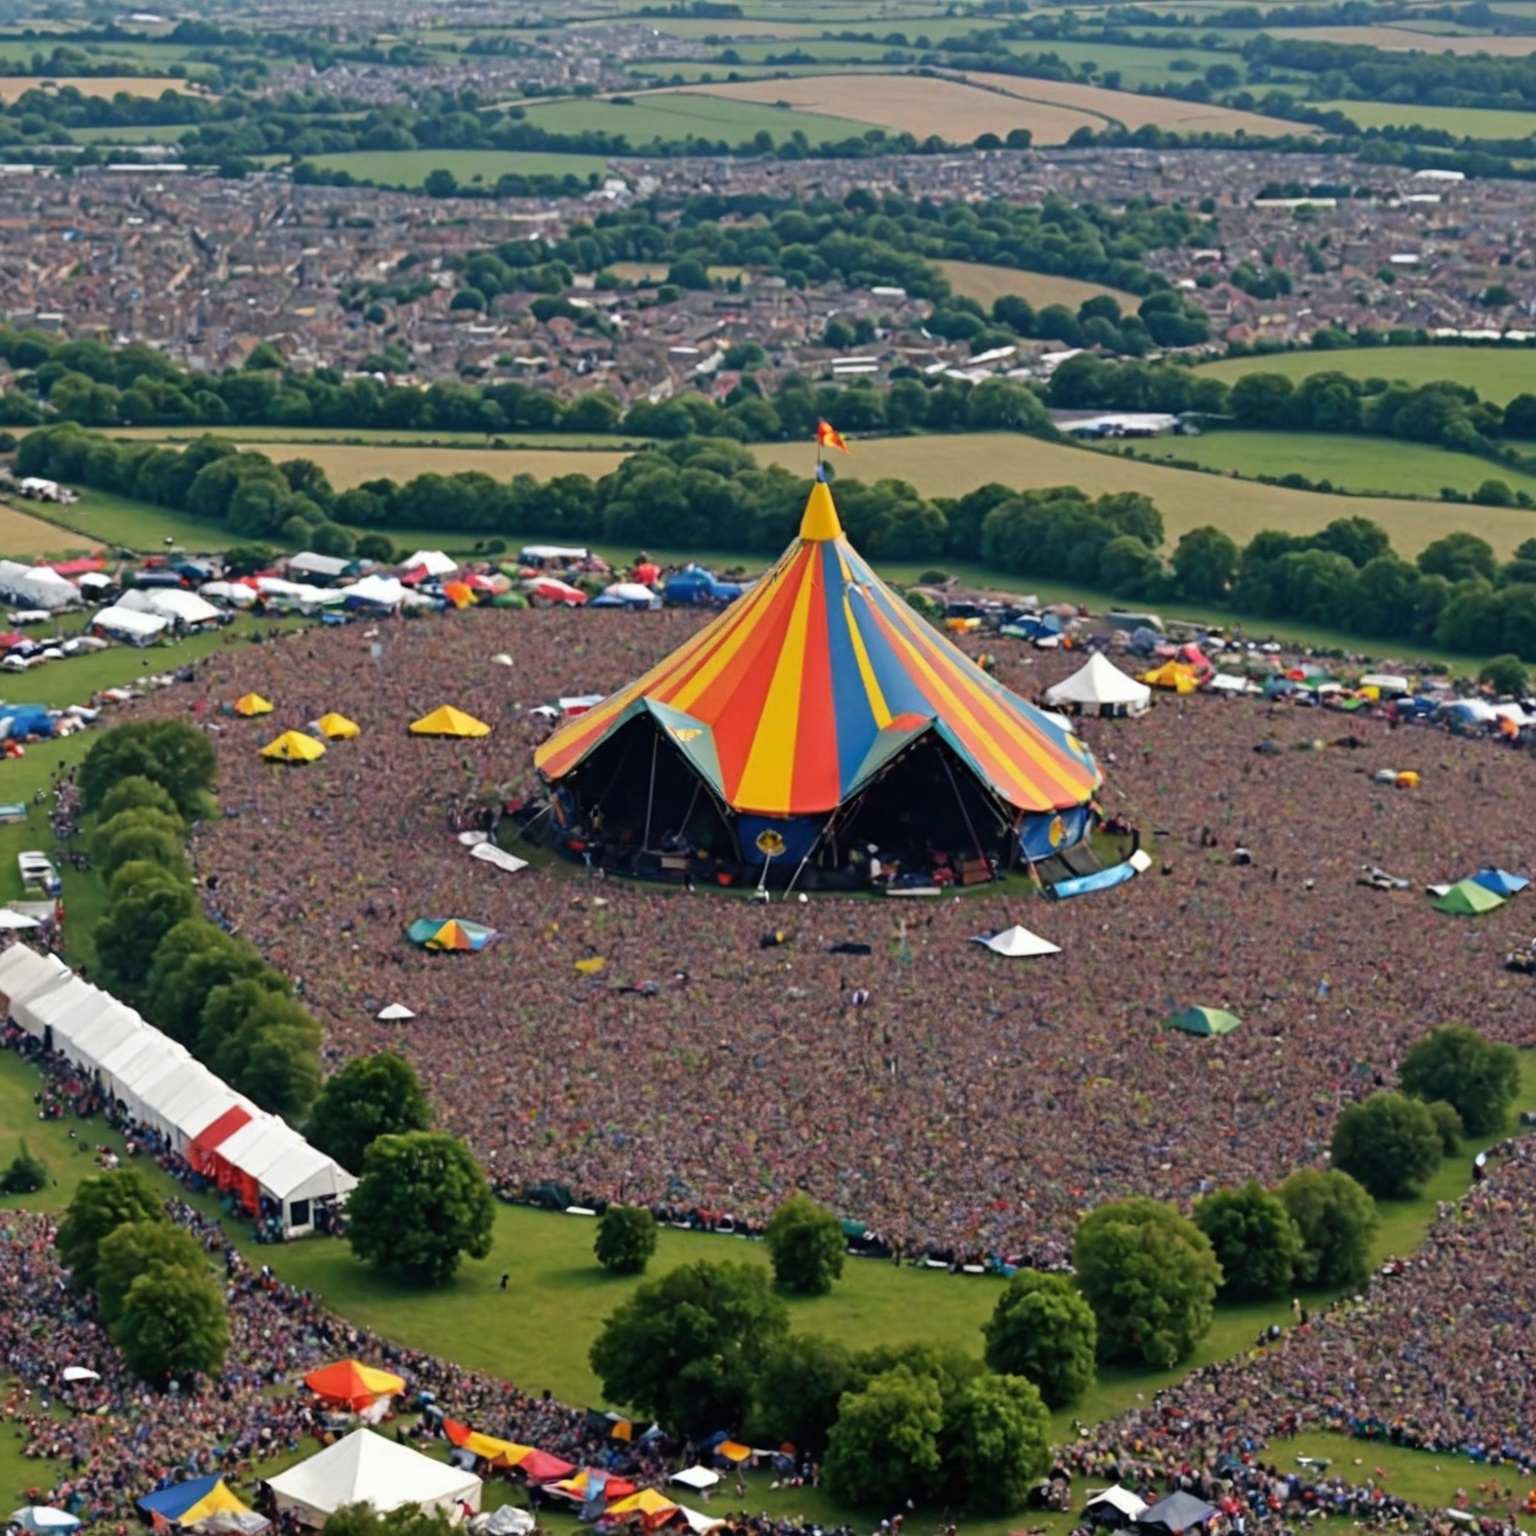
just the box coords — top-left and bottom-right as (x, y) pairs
(535, 480), (1100, 821)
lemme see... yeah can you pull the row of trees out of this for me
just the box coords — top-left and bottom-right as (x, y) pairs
(56, 1167), (230, 1383)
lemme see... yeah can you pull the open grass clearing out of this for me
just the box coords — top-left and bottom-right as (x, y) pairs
(103, 425), (646, 449)
(661, 36), (925, 60)
(522, 89), (866, 145)
(626, 59), (896, 80)
(607, 259), (748, 284)
(1129, 429), (1536, 501)
(66, 119), (191, 141)
(0, 499), (101, 555)
(218, 442), (634, 492)
(1266, 22), (1536, 48)
(679, 71), (1109, 141)
(1194, 344), (1536, 404)
(302, 148), (610, 186)
(936, 257), (1141, 312)
(999, 36), (1247, 87)
(1314, 98), (1536, 137)
(581, 15), (833, 35)
(0, 74), (193, 100)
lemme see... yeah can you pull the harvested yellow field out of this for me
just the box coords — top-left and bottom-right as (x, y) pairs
(936, 258), (1140, 313)
(678, 73), (1106, 145)
(749, 434), (1536, 558)
(0, 74), (193, 101)
(608, 261), (748, 283)
(0, 500), (98, 555)
(960, 70), (1314, 136)
(233, 442), (632, 491)
(1266, 24), (1536, 50)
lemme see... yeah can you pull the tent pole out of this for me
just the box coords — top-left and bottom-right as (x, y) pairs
(940, 748), (989, 873)
(785, 810), (840, 897)
(641, 732), (659, 851)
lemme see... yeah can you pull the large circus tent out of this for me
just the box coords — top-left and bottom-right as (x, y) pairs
(533, 478), (1103, 889)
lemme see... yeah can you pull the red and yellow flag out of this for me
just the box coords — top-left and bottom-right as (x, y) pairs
(816, 419), (851, 454)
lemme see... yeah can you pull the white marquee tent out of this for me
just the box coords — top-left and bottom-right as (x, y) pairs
(267, 1431), (481, 1525)
(0, 944), (69, 1016)
(1044, 652), (1151, 717)
(970, 924), (1062, 958)
(12, 974), (99, 1039)
(121, 587), (222, 628)
(94, 605), (170, 644)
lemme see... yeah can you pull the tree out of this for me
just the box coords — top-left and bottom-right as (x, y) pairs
(943, 1373), (1051, 1512)
(1278, 1168), (1377, 1289)
(0, 1140), (46, 1194)
(751, 1334), (852, 1456)
(214, 995), (324, 1121)
(55, 1168), (163, 1293)
(1417, 531), (1496, 584)
(1172, 525), (1239, 600)
(1193, 1181), (1305, 1299)
(1330, 1092), (1442, 1199)
(321, 1507), (455, 1536)
(97, 775), (182, 826)
(307, 1051), (432, 1174)
(823, 1366), (944, 1508)
(1399, 1024), (1520, 1136)
(90, 808), (188, 881)
(764, 1193), (845, 1295)
(981, 1269), (1097, 1408)
(112, 1262), (229, 1383)
(1425, 1099), (1464, 1155)
(79, 721), (217, 820)
(346, 1132), (495, 1286)
(589, 1260), (789, 1437)
(96, 1219), (209, 1326)
(1072, 1197), (1222, 1367)
(1479, 654), (1529, 697)
(593, 1204), (657, 1276)
(146, 920), (268, 1047)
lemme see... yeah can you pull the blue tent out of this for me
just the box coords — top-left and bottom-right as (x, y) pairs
(1471, 867), (1529, 897)
(137, 1476), (245, 1524)
(0, 707), (53, 741)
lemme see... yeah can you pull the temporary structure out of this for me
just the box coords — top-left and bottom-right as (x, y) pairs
(267, 1430), (481, 1525)
(234, 693), (274, 717)
(8, 1509), (81, 1535)
(1434, 879), (1505, 916)
(1470, 866), (1529, 897)
(93, 605), (169, 644)
(536, 479), (1101, 874)
(376, 1003), (416, 1021)
(314, 713), (360, 740)
(1086, 1486), (1150, 1525)
(304, 1359), (407, 1411)
(406, 918), (498, 952)
(261, 731), (326, 763)
(970, 924), (1062, 958)
(1044, 652), (1151, 717)
(0, 944), (69, 1017)
(1137, 1492), (1217, 1535)
(469, 843), (528, 875)
(1166, 1006), (1241, 1037)
(410, 706), (490, 738)
(1141, 662), (1198, 694)
(400, 550), (458, 578)
(138, 1477), (256, 1528)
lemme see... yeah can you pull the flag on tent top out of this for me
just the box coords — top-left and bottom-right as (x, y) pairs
(816, 419), (850, 454)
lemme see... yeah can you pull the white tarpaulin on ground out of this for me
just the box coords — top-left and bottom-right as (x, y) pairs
(669, 1468), (720, 1492)
(267, 1430), (481, 1525)
(1044, 652), (1150, 716)
(970, 924), (1061, 958)
(469, 843), (528, 875)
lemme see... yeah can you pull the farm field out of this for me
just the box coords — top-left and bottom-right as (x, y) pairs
(1194, 344), (1536, 403)
(1314, 97), (1536, 137)
(1000, 36), (1248, 87)
(102, 425), (645, 449)
(679, 71), (1112, 140)
(521, 89), (866, 144)
(66, 120), (191, 141)
(607, 259), (749, 283)
(959, 68), (1314, 135)
(0, 73), (192, 100)
(233, 442), (633, 491)
(936, 257), (1142, 311)
(661, 36), (916, 60)
(303, 148), (610, 185)
(1129, 430), (1536, 501)
(0, 499), (100, 555)
(1265, 22), (1536, 49)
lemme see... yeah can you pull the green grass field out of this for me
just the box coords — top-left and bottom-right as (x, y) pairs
(1129, 429), (1536, 500)
(102, 426), (646, 450)
(1001, 36), (1244, 86)
(1195, 344), (1536, 403)
(303, 149), (610, 186)
(1314, 98), (1536, 138)
(521, 90), (867, 145)
(66, 120), (191, 142)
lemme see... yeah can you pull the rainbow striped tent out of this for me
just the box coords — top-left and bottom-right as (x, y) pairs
(535, 479), (1101, 872)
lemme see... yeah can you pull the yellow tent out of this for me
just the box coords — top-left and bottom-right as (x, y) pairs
(409, 705), (491, 738)
(315, 712), (360, 740)
(234, 693), (274, 717)
(608, 1490), (679, 1520)
(1142, 662), (1198, 694)
(261, 730), (326, 764)
(463, 1431), (532, 1468)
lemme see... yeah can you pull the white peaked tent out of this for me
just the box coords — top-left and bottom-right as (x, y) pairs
(12, 974), (98, 1039)
(121, 587), (222, 628)
(118, 1046), (194, 1124)
(970, 924), (1062, 958)
(1044, 651), (1151, 717)
(0, 944), (69, 1015)
(400, 550), (458, 578)
(345, 574), (405, 608)
(138, 1059), (225, 1143)
(267, 1430), (481, 1525)
(96, 1028), (186, 1104)
(94, 605), (170, 643)
(58, 1002), (147, 1072)
(1086, 1486), (1149, 1522)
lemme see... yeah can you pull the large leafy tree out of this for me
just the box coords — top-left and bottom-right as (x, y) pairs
(764, 1193), (845, 1295)
(347, 1132), (495, 1286)
(751, 1334), (853, 1456)
(1330, 1092), (1442, 1199)
(90, 807), (188, 881)
(80, 720), (217, 820)
(55, 1169), (162, 1294)
(112, 1263), (229, 1383)
(589, 1260), (789, 1437)
(307, 1052), (433, 1174)
(942, 1373), (1051, 1512)
(1072, 1197), (1222, 1367)
(981, 1270), (1097, 1408)
(96, 1219), (209, 1326)
(823, 1366), (944, 1507)
(212, 994), (324, 1121)
(1399, 1024), (1521, 1136)
(96, 774), (183, 827)
(146, 920), (270, 1047)
(1193, 1181), (1306, 1300)
(593, 1204), (658, 1276)
(322, 1508), (455, 1536)
(94, 861), (196, 992)
(1278, 1169), (1378, 1289)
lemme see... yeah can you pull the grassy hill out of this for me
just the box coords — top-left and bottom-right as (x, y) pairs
(1195, 345), (1536, 404)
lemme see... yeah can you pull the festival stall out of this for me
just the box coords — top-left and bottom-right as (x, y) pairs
(266, 1429), (481, 1525)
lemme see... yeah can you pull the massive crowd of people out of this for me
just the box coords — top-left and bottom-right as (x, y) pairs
(129, 606), (1535, 1266)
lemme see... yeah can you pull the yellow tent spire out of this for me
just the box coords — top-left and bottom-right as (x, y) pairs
(799, 480), (843, 542)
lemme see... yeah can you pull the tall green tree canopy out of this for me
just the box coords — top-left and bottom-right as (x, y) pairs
(981, 1269), (1097, 1408)
(1193, 1181), (1306, 1300)
(112, 1263), (230, 1383)
(593, 1204), (658, 1276)
(55, 1168), (163, 1294)
(1331, 1092), (1443, 1199)
(80, 720), (217, 820)
(764, 1193), (845, 1295)
(96, 1219), (211, 1327)
(307, 1051), (433, 1174)
(942, 1373), (1052, 1512)
(1279, 1168), (1377, 1289)
(823, 1366), (944, 1508)
(1399, 1024), (1520, 1136)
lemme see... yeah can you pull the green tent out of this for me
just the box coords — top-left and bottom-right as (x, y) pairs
(1166, 1006), (1241, 1037)
(491, 592), (528, 609)
(1434, 879), (1505, 917)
